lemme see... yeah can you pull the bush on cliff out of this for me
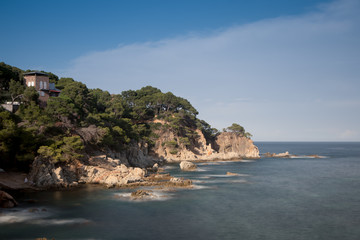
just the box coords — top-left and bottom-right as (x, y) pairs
(37, 136), (84, 163)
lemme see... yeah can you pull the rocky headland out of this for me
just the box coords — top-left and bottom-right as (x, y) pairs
(0, 63), (260, 196)
(24, 127), (259, 190)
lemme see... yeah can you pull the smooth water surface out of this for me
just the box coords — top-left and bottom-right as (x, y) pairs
(1, 142), (359, 240)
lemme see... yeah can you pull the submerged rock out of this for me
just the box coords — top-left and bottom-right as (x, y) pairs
(226, 172), (240, 176)
(264, 152), (291, 158)
(130, 190), (154, 199)
(0, 190), (18, 208)
(263, 152), (323, 159)
(180, 161), (197, 171)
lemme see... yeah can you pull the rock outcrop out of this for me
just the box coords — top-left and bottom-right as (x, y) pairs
(151, 126), (260, 161)
(179, 161), (197, 171)
(130, 189), (154, 200)
(264, 151), (291, 158)
(80, 164), (145, 188)
(263, 152), (323, 159)
(28, 157), (78, 188)
(0, 190), (18, 208)
(28, 155), (146, 188)
(212, 132), (259, 159)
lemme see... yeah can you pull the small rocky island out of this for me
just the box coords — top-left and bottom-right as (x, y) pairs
(0, 62), (259, 202)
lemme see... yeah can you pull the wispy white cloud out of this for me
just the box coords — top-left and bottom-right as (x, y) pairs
(64, 0), (360, 141)
(340, 130), (359, 140)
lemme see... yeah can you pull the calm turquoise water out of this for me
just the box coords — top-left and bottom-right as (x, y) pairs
(1, 142), (359, 240)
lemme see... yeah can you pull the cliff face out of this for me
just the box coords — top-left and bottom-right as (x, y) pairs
(150, 125), (259, 161)
(213, 132), (260, 159)
(28, 153), (147, 189)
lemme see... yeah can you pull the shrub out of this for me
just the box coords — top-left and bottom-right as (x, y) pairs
(38, 136), (84, 163)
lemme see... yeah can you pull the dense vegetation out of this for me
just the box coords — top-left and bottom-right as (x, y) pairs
(0, 62), (251, 171)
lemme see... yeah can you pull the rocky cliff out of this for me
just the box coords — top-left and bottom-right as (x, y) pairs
(28, 121), (259, 188)
(213, 132), (260, 159)
(150, 122), (259, 161)
(28, 143), (156, 189)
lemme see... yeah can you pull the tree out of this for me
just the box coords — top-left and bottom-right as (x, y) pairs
(22, 86), (39, 104)
(226, 123), (245, 135)
(0, 62), (23, 92)
(89, 88), (111, 113)
(46, 95), (78, 123)
(55, 77), (75, 90)
(226, 123), (252, 139)
(9, 79), (25, 104)
(0, 109), (40, 169)
(60, 81), (92, 120)
(37, 136), (84, 163)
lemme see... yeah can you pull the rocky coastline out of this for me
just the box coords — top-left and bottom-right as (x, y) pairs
(0, 130), (259, 207)
(22, 130), (259, 190)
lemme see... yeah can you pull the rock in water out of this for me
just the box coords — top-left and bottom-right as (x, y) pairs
(226, 172), (240, 176)
(130, 190), (154, 199)
(0, 190), (18, 208)
(179, 161), (197, 171)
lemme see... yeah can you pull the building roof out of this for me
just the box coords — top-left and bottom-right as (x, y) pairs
(49, 83), (61, 92)
(23, 71), (49, 76)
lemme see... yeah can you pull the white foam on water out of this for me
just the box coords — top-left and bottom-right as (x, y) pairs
(216, 160), (242, 163)
(0, 208), (51, 224)
(228, 179), (248, 184)
(197, 162), (221, 166)
(197, 176), (211, 179)
(289, 155), (326, 159)
(207, 174), (250, 178)
(32, 218), (91, 225)
(0, 208), (90, 225)
(241, 160), (255, 162)
(114, 190), (174, 202)
(191, 184), (212, 190)
(163, 165), (177, 170)
(196, 167), (208, 172)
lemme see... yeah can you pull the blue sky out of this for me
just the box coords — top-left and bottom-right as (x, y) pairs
(1, 0), (359, 141)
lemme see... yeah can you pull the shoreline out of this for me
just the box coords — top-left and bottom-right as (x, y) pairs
(0, 157), (255, 193)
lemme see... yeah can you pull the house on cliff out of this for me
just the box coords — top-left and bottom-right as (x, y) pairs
(23, 71), (61, 107)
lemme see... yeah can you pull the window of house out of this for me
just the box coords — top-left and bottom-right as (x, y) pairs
(40, 81), (43, 89)
(40, 91), (45, 97)
(44, 82), (47, 89)
(27, 82), (31, 87)
(32, 81), (35, 87)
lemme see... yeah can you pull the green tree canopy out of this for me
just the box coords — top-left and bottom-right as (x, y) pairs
(226, 123), (252, 139)
(56, 77), (75, 90)
(9, 79), (25, 104)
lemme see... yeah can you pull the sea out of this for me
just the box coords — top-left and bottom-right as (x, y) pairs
(1, 142), (359, 240)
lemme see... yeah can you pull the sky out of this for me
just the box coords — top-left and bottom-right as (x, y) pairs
(1, 0), (359, 141)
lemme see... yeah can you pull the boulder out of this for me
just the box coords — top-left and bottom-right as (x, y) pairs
(0, 190), (18, 208)
(179, 161), (197, 171)
(152, 163), (159, 171)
